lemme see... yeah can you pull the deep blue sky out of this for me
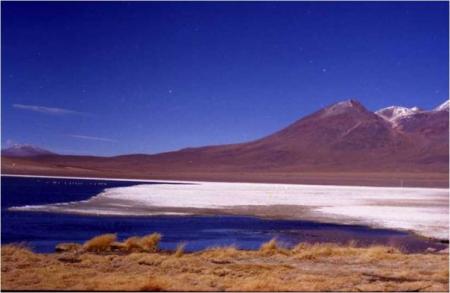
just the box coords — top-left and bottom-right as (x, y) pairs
(2, 2), (448, 156)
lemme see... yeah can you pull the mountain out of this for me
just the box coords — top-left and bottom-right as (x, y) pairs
(128, 99), (446, 171)
(2, 99), (448, 187)
(376, 100), (449, 124)
(2, 144), (55, 157)
(375, 100), (449, 145)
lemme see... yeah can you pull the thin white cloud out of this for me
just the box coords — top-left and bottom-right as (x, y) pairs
(13, 104), (87, 116)
(69, 134), (117, 143)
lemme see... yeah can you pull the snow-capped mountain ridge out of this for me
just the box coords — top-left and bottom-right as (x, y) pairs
(434, 100), (449, 111)
(375, 99), (449, 123)
(375, 106), (421, 122)
(2, 144), (55, 157)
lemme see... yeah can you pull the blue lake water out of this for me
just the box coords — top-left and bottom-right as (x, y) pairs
(1, 176), (446, 253)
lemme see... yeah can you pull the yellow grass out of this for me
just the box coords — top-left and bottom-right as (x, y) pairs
(2, 235), (448, 292)
(82, 233), (162, 253)
(124, 236), (142, 252)
(291, 242), (402, 261)
(83, 233), (117, 252)
(138, 233), (162, 252)
(1, 244), (39, 262)
(174, 243), (185, 258)
(200, 245), (240, 259)
(259, 238), (290, 255)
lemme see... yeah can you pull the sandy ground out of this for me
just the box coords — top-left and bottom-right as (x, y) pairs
(1, 241), (448, 292)
(8, 177), (449, 240)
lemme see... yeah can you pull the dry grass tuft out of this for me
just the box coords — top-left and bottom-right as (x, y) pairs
(259, 238), (278, 255)
(292, 243), (341, 260)
(83, 233), (117, 252)
(1, 243), (39, 263)
(124, 236), (143, 252)
(174, 243), (186, 258)
(1, 243), (33, 256)
(259, 238), (290, 256)
(79, 233), (162, 254)
(347, 239), (359, 247)
(118, 233), (162, 253)
(139, 233), (162, 252)
(291, 242), (402, 261)
(201, 245), (240, 259)
(361, 245), (401, 261)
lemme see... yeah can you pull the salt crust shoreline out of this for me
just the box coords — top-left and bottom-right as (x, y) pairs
(6, 175), (449, 240)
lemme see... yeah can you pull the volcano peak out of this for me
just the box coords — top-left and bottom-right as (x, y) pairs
(320, 99), (367, 118)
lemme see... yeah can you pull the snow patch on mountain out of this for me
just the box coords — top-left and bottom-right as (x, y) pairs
(434, 100), (449, 112)
(2, 144), (55, 157)
(375, 106), (421, 122)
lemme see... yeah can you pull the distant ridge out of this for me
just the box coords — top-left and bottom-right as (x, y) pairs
(2, 99), (448, 187)
(2, 144), (55, 157)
